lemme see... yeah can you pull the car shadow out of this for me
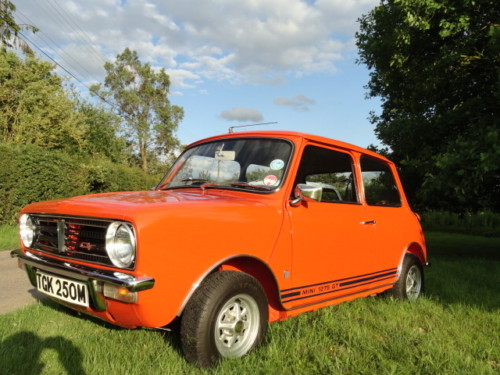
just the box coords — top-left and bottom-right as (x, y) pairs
(39, 298), (185, 359)
(158, 316), (185, 358)
(0, 331), (86, 375)
(38, 298), (122, 330)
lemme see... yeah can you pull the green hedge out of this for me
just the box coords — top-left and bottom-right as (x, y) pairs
(421, 210), (500, 237)
(0, 144), (162, 224)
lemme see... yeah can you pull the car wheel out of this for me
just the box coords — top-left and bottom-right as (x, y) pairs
(387, 254), (424, 301)
(180, 271), (268, 368)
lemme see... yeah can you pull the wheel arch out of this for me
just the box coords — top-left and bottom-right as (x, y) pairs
(177, 255), (284, 319)
(404, 241), (427, 265)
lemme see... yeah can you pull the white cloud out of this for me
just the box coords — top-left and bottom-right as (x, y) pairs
(165, 69), (200, 88)
(274, 94), (316, 111)
(13, 0), (378, 89)
(219, 107), (264, 122)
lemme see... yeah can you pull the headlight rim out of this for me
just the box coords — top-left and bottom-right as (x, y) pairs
(20, 214), (36, 248)
(105, 221), (136, 269)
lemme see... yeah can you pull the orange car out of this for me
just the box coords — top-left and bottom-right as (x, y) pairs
(12, 131), (427, 367)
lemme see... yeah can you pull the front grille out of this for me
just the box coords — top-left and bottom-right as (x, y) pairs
(30, 215), (129, 268)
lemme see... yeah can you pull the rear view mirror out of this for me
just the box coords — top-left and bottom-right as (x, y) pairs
(215, 150), (236, 161)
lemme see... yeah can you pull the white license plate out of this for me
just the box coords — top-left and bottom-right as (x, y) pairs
(36, 271), (90, 307)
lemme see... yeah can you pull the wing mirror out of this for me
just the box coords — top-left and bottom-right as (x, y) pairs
(290, 184), (322, 207)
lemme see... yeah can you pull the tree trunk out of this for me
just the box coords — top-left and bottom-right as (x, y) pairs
(140, 143), (148, 173)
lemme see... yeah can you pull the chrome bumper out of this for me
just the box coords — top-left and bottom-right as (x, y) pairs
(11, 249), (155, 311)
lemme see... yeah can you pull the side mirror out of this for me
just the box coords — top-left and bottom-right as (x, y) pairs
(290, 184), (322, 207)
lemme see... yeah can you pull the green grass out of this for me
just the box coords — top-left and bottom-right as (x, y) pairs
(1, 232), (499, 374)
(0, 225), (18, 251)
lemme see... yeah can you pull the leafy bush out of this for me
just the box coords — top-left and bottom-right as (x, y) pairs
(421, 210), (500, 237)
(85, 161), (161, 193)
(0, 144), (164, 224)
(0, 144), (87, 224)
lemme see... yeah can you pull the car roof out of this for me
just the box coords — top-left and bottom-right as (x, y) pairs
(187, 130), (391, 163)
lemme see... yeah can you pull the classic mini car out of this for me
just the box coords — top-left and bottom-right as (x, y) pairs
(12, 131), (427, 367)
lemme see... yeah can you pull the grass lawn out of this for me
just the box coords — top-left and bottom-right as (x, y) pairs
(0, 232), (498, 374)
(0, 225), (19, 251)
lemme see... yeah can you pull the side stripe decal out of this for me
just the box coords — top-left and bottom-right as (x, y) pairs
(280, 268), (398, 303)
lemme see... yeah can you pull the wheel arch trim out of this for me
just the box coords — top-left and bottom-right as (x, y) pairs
(405, 241), (427, 265)
(396, 241), (427, 277)
(176, 254), (282, 317)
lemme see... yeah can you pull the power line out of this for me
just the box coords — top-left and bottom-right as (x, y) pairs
(16, 11), (95, 84)
(44, 0), (108, 67)
(27, 1), (104, 79)
(12, 1), (118, 110)
(13, 2), (147, 121)
(19, 30), (118, 111)
(19, 31), (87, 85)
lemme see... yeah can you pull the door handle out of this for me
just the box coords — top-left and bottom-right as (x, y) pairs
(360, 220), (376, 225)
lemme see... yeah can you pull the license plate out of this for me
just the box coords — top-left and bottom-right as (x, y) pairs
(36, 271), (90, 307)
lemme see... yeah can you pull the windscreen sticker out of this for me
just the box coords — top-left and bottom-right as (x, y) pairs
(270, 159), (285, 170)
(264, 175), (279, 186)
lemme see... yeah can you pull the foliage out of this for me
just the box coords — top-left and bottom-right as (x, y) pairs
(356, 0), (500, 212)
(0, 144), (162, 225)
(0, 233), (498, 374)
(0, 143), (88, 224)
(0, 0), (38, 52)
(421, 210), (500, 237)
(0, 18), (177, 226)
(91, 48), (184, 173)
(84, 160), (161, 194)
(74, 99), (128, 163)
(0, 49), (86, 151)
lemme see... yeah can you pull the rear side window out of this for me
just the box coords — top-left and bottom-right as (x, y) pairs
(295, 145), (358, 203)
(360, 156), (401, 207)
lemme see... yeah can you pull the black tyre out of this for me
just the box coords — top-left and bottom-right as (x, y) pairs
(387, 254), (424, 301)
(180, 271), (268, 368)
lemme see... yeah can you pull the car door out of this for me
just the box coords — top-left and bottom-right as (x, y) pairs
(360, 155), (414, 270)
(283, 144), (381, 309)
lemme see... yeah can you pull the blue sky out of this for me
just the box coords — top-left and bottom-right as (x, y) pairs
(13, 0), (381, 148)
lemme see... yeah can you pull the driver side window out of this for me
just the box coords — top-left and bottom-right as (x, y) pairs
(295, 145), (358, 203)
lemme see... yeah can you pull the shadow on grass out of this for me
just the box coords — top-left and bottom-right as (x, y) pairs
(0, 331), (86, 375)
(425, 232), (500, 260)
(425, 257), (500, 311)
(425, 233), (500, 311)
(39, 298), (122, 330)
(38, 298), (185, 360)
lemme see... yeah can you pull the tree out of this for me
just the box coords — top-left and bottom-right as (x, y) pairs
(75, 99), (128, 163)
(0, 49), (86, 150)
(0, 0), (38, 52)
(356, 0), (500, 212)
(91, 48), (184, 173)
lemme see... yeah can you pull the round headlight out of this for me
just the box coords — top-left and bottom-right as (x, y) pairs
(105, 222), (136, 268)
(20, 214), (35, 248)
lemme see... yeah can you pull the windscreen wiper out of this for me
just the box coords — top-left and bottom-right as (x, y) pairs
(199, 182), (272, 192)
(229, 182), (272, 191)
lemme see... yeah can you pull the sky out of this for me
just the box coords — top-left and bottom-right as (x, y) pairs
(12, 0), (382, 148)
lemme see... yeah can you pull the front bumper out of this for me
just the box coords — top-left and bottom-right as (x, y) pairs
(11, 249), (155, 312)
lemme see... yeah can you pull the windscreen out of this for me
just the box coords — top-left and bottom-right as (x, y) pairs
(157, 138), (293, 192)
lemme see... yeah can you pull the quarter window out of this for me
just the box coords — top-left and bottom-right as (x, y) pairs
(360, 156), (401, 206)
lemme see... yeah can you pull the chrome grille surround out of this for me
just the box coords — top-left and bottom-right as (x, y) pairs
(27, 215), (135, 270)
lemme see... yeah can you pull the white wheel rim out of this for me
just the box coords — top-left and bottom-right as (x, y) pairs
(214, 293), (260, 358)
(405, 265), (422, 301)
